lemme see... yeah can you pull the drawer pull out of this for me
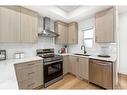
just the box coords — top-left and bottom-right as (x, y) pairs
(95, 62), (111, 66)
(27, 63), (35, 66)
(28, 72), (35, 75)
(27, 83), (35, 87)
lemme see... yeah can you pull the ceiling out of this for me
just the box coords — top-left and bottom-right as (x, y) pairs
(57, 6), (80, 13)
(24, 6), (127, 22)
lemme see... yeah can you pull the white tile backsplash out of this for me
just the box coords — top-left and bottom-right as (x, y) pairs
(0, 37), (63, 59)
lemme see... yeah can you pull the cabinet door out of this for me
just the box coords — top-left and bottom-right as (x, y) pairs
(68, 24), (74, 44)
(79, 57), (89, 80)
(20, 9), (38, 43)
(0, 7), (20, 42)
(63, 56), (69, 75)
(69, 56), (78, 76)
(68, 22), (78, 44)
(55, 21), (68, 44)
(95, 7), (115, 43)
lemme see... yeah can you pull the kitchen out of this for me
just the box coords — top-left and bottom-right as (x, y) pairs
(0, 5), (126, 90)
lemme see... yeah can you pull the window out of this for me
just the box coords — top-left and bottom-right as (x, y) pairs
(83, 28), (94, 48)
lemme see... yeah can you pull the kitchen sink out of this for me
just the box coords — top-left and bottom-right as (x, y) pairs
(74, 53), (91, 56)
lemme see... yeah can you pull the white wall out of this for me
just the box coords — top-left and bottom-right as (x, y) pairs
(119, 13), (127, 75)
(68, 17), (117, 56)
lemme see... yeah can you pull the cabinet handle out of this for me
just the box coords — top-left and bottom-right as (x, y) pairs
(27, 83), (35, 87)
(28, 72), (35, 75)
(95, 62), (111, 66)
(27, 63), (34, 66)
(77, 57), (79, 62)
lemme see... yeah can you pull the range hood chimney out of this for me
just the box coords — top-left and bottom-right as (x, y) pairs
(38, 17), (59, 37)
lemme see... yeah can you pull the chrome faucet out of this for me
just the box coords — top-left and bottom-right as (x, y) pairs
(81, 45), (87, 54)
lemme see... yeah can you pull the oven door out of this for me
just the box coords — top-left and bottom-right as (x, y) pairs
(44, 60), (63, 84)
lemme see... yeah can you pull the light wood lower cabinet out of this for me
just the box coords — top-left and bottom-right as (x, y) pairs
(14, 60), (43, 89)
(63, 56), (69, 75)
(62, 55), (115, 89)
(78, 57), (89, 80)
(68, 56), (89, 80)
(69, 56), (79, 76)
(89, 59), (113, 89)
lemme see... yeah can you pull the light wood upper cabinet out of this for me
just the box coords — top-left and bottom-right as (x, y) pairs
(55, 21), (78, 44)
(0, 7), (20, 42)
(68, 22), (78, 44)
(20, 8), (38, 43)
(55, 21), (68, 44)
(0, 6), (38, 43)
(95, 7), (117, 43)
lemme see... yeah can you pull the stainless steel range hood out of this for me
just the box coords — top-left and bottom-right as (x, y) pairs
(38, 17), (59, 37)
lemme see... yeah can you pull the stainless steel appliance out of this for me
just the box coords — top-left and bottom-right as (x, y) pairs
(89, 58), (113, 89)
(36, 49), (63, 88)
(38, 17), (59, 37)
(0, 50), (6, 61)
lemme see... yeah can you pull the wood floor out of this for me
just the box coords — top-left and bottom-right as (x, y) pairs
(117, 73), (127, 89)
(46, 73), (127, 90)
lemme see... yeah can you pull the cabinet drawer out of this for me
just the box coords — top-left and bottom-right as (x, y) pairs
(18, 76), (43, 89)
(15, 65), (43, 81)
(14, 60), (43, 70)
(27, 76), (43, 89)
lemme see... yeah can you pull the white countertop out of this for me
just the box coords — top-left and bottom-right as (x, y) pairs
(0, 54), (116, 89)
(58, 53), (117, 62)
(0, 56), (43, 89)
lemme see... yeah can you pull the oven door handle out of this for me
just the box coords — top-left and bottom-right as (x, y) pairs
(44, 60), (63, 65)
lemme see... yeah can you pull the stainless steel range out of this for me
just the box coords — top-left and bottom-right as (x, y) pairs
(36, 49), (63, 88)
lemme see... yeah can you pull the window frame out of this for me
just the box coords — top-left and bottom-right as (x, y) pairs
(83, 27), (94, 49)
